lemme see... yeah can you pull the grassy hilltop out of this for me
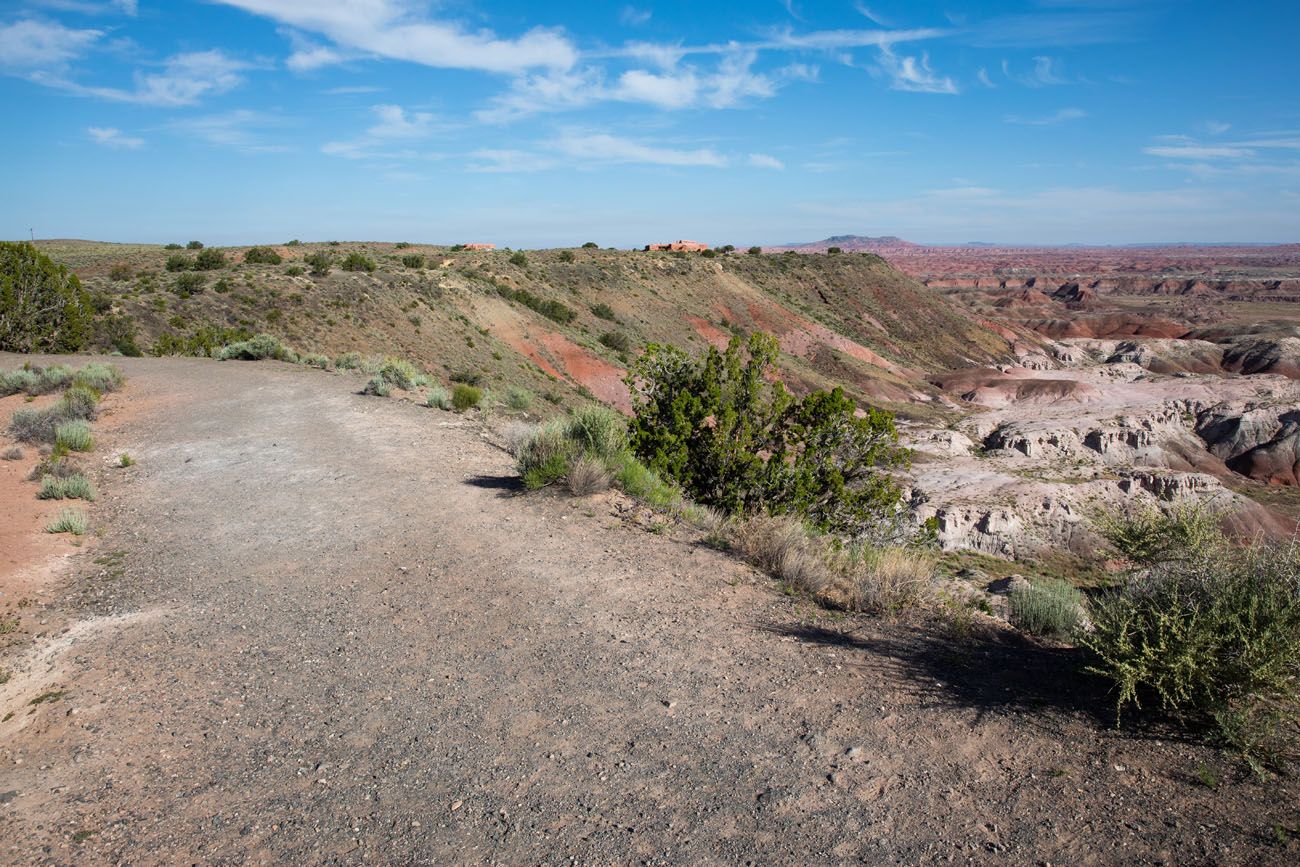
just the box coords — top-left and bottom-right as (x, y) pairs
(46, 239), (1020, 420)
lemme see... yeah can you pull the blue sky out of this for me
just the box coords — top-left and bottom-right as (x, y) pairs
(2, 0), (1298, 246)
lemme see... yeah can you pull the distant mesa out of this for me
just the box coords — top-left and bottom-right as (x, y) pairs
(644, 240), (710, 252)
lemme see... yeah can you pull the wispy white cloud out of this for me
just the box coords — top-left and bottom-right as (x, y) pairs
(872, 45), (957, 94)
(467, 148), (558, 173)
(620, 6), (651, 26)
(551, 131), (727, 167)
(214, 1), (577, 73)
(0, 18), (102, 69)
(1001, 56), (1068, 87)
(168, 109), (292, 153)
(87, 125), (142, 148)
(1004, 107), (1086, 126)
(748, 153), (784, 169)
(1144, 144), (1253, 159)
(322, 103), (444, 159)
(33, 49), (253, 106)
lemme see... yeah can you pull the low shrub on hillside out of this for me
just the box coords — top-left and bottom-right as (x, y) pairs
(401, 254), (425, 269)
(172, 272), (205, 297)
(509, 251), (528, 267)
(627, 332), (909, 541)
(496, 285), (576, 324)
(109, 263), (133, 282)
(165, 254), (192, 272)
(590, 303), (617, 321)
(505, 386), (533, 411)
(285, 265), (305, 276)
(748, 246), (762, 255)
(558, 250), (575, 263)
(153, 326), (252, 357)
(302, 353), (330, 370)
(451, 384), (483, 411)
(599, 331), (631, 352)
(305, 252), (332, 276)
(341, 252), (376, 273)
(193, 248), (226, 271)
(186, 240), (204, 250)
(361, 376), (391, 397)
(1086, 509), (1300, 771)
(378, 358), (419, 389)
(243, 246), (282, 265)
(216, 333), (294, 361)
(7, 377), (107, 443)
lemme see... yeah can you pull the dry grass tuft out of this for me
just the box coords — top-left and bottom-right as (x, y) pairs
(567, 456), (611, 496)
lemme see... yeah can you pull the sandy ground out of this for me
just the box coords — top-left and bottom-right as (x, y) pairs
(0, 354), (1295, 864)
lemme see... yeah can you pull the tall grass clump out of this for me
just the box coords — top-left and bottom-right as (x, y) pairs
(38, 473), (96, 501)
(426, 386), (451, 410)
(452, 384), (483, 411)
(1085, 508), (1300, 771)
(1, 368), (39, 396)
(516, 420), (576, 490)
(72, 363), (124, 393)
(1009, 578), (1083, 639)
(46, 508), (88, 535)
(55, 420), (94, 452)
(8, 381), (99, 443)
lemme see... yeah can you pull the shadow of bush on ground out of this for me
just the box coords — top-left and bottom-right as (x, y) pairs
(759, 619), (1199, 747)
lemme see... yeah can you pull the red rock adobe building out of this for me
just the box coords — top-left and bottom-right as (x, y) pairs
(462, 243), (495, 250)
(644, 240), (709, 252)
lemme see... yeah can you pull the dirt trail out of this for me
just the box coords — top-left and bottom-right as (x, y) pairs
(0, 355), (1293, 864)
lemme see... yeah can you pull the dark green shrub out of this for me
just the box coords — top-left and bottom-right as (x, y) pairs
(748, 246), (762, 255)
(626, 333), (908, 538)
(305, 252), (332, 276)
(341, 252), (376, 273)
(451, 384), (483, 411)
(599, 331), (631, 352)
(172, 273), (205, 297)
(285, 265), (305, 276)
(701, 248), (717, 258)
(186, 240), (204, 250)
(590, 302), (616, 321)
(165, 254), (192, 272)
(505, 386), (533, 411)
(1085, 519), (1300, 771)
(401, 254), (425, 269)
(193, 248), (226, 271)
(109, 263), (133, 282)
(827, 246), (842, 255)
(582, 242), (598, 249)
(496, 285), (575, 324)
(0, 242), (94, 352)
(244, 246), (282, 265)
(285, 239), (301, 247)
(509, 252), (528, 267)
(164, 243), (183, 250)
(558, 250), (575, 263)
(394, 242), (411, 250)
(450, 370), (482, 386)
(94, 314), (142, 356)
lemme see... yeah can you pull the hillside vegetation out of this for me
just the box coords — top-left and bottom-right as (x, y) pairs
(44, 239), (1018, 420)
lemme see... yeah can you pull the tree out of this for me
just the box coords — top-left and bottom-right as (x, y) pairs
(625, 332), (908, 538)
(0, 242), (94, 353)
(747, 246), (763, 255)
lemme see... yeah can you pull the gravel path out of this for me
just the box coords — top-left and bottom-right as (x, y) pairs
(0, 355), (1293, 864)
